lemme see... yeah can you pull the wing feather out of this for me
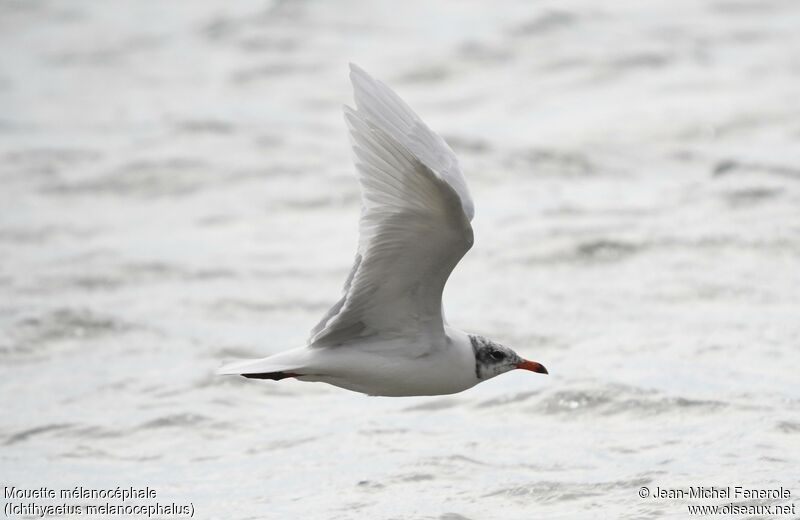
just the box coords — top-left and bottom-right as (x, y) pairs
(309, 66), (474, 349)
(348, 63), (474, 219)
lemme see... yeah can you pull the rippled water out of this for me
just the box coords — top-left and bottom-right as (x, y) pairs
(2, 0), (799, 518)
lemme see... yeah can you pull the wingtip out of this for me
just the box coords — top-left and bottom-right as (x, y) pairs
(348, 62), (374, 90)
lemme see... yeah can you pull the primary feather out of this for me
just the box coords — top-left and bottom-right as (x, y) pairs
(308, 65), (474, 350)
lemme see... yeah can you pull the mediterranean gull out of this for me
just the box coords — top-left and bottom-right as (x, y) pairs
(219, 64), (548, 396)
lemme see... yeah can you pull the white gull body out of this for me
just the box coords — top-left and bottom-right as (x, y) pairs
(219, 64), (547, 397)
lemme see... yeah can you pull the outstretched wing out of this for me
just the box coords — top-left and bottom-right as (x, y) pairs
(347, 64), (474, 220)
(308, 64), (474, 347)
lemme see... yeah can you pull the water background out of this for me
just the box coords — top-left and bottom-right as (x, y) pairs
(2, 0), (799, 518)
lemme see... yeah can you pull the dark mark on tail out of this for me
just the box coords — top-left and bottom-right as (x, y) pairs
(242, 371), (299, 381)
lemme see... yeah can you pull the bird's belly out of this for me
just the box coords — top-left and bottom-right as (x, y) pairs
(298, 348), (478, 397)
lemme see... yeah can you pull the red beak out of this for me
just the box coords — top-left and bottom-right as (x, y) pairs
(516, 359), (548, 374)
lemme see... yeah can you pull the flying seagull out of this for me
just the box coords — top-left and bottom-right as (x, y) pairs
(219, 64), (548, 396)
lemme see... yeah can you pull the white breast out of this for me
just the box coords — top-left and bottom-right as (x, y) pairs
(297, 328), (478, 396)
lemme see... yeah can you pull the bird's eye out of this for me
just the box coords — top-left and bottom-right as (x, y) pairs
(490, 350), (505, 361)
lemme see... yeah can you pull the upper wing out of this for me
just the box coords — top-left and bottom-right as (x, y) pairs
(308, 65), (474, 348)
(348, 63), (474, 220)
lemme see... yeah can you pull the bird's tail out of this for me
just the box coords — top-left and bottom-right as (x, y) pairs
(217, 349), (308, 380)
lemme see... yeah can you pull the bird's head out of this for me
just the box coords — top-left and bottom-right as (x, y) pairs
(469, 334), (548, 381)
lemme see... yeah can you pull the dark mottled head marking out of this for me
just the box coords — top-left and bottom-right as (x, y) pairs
(469, 334), (523, 380)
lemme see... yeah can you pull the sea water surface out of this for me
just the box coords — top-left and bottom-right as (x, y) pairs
(1, 0), (799, 518)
